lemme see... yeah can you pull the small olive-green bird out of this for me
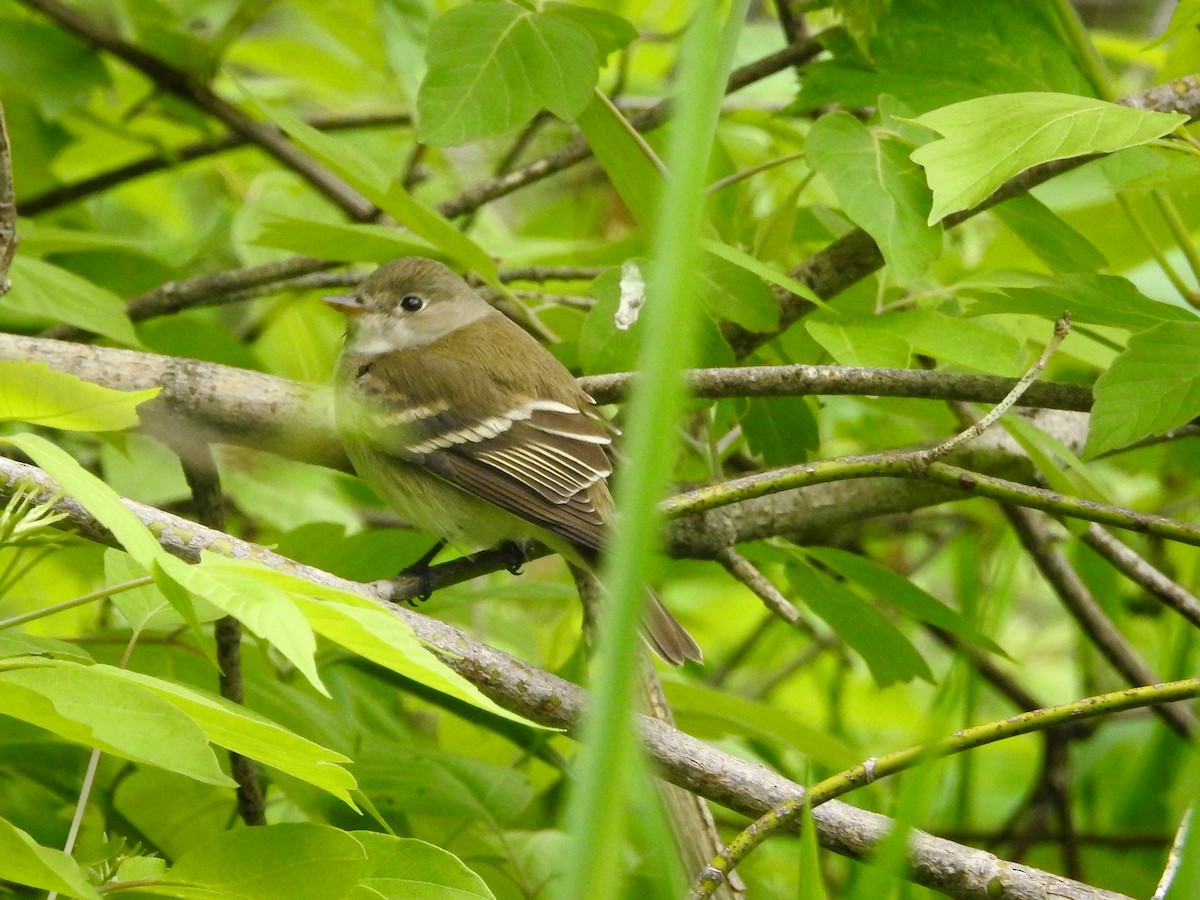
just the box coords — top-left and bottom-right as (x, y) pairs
(326, 257), (702, 665)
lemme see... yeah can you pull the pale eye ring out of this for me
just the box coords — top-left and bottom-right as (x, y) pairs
(400, 294), (424, 312)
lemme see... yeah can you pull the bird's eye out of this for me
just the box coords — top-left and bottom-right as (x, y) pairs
(400, 294), (424, 312)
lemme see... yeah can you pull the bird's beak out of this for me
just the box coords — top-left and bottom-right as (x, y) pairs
(323, 294), (367, 315)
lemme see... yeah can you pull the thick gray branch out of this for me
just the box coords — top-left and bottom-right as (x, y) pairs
(0, 455), (1132, 900)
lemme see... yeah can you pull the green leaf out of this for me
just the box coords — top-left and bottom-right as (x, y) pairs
(1086, 322), (1200, 457)
(664, 681), (858, 770)
(250, 215), (435, 263)
(418, 4), (599, 145)
(806, 315), (911, 368)
(244, 94), (497, 281)
(807, 111), (942, 283)
(741, 396), (818, 466)
(700, 239), (825, 313)
(163, 823), (367, 900)
(787, 558), (933, 686)
(695, 252), (780, 332)
(962, 273), (1195, 330)
(205, 556), (540, 727)
(990, 194), (1108, 273)
(0, 816), (101, 900)
(805, 547), (1005, 655)
(0, 361), (159, 431)
(0, 20), (109, 117)
(4, 257), (140, 347)
(795, 0), (1092, 114)
(911, 93), (1187, 223)
(579, 264), (645, 375)
(808, 310), (1023, 373)
(351, 832), (495, 900)
(1145, 0), (1200, 48)
(0, 658), (232, 786)
(0, 631), (92, 663)
(575, 94), (663, 230)
(113, 664), (357, 803)
(542, 4), (637, 61)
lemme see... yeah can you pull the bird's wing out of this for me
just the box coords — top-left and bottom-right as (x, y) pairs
(351, 381), (614, 554)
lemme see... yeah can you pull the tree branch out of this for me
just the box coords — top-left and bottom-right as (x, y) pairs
(0, 453), (1139, 900)
(19, 0), (376, 221)
(0, 101), (16, 296)
(724, 75), (1200, 357)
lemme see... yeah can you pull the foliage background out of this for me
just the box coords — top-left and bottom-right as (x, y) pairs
(1, 0), (1200, 898)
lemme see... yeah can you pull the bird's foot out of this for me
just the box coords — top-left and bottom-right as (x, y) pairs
(500, 540), (526, 575)
(400, 539), (447, 605)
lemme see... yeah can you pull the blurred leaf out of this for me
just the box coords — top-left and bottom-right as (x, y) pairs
(0, 632), (92, 663)
(665, 681), (858, 769)
(113, 769), (234, 864)
(115, 662), (357, 803)
(1145, 0), (1200, 48)
(787, 558), (933, 686)
(962, 273), (1195, 330)
(741, 395), (818, 466)
(912, 94), (1186, 223)
(417, 4), (598, 145)
(0, 658), (231, 786)
(832, 0), (892, 53)
(245, 95), (496, 281)
(806, 315), (911, 367)
(0, 21), (109, 117)
(1086, 321), (1200, 457)
(795, 0), (1091, 114)
(695, 251), (780, 332)
(355, 746), (534, 823)
(379, 0), (433, 101)
(351, 831), (495, 900)
(4, 257), (140, 347)
(0, 815), (101, 900)
(805, 547), (1005, 655)
(579, 265), (643, 374)
(991, 195), (1107, 273)
(251, 215), (434, 262)
(807, 309), (1023, 372)
(0, 362), (158, 432)
(576, 94), (663, 230)
(163, 823), (367, 900)
(807, 111), (941, 283)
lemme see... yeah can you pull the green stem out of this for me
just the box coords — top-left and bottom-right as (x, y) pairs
(691, 678), (1200, 897)
(665, 455), (1200, 547)
(0, 576), (154, 629)
(1052, 0), (1114, 100)
(1151, 189), (1200, 309)
(1118, 193), (1193, 302)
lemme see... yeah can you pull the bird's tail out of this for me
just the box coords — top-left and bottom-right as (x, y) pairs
(643, 589), (703, 666)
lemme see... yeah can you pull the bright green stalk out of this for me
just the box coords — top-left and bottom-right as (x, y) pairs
(559, 1), (747, 898)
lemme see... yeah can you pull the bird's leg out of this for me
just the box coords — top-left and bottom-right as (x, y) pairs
(400, 538), (447, 604)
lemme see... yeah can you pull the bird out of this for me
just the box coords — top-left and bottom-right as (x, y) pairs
(325, 257), (702, 665)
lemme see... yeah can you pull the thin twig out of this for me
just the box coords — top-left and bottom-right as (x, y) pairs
(180, 446), (266, 826)
(690, 677), (1200, 897)
(19, 0), (376, 221)
(725, 75), (1200, 358)
(0, 101), (16, 295)
(919, 313), (1070, 463)
(435, 37), (823, 220)
(715, 546), (815, 633)
(0, 452), (1139, 900)
(20, 112), (412, 215)
(1004, 506), (1193, 739)
(1081, 525), (1200, 629)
